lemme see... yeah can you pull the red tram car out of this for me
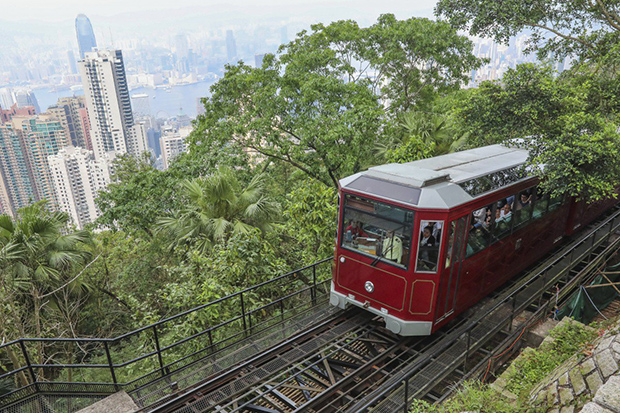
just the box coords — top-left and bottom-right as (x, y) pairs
(330, 144), (616, 335)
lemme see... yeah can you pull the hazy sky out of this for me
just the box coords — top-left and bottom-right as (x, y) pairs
(1, 0), (438, 22)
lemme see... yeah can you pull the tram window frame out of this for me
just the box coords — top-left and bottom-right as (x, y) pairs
(340, 194), (414, 269)
(513, 188), (534, 229)
(533, 187), (550, 219)
(548, 192), (564, 211)
(466, 203), (495, 258)
(415, 220), (445, 273)
(492, 195), (515, 241)
(445, 221), (456, 269)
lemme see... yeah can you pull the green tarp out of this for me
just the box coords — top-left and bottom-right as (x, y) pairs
(557, 262), (620, 324)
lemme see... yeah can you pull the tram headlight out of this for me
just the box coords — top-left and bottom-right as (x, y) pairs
(364, 281), (374, 293)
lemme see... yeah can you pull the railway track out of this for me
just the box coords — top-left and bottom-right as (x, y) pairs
(150, 310), (418, 412)
(145, 206), (620, 413)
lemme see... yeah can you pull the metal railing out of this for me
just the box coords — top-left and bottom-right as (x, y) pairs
(351, 206), (620, 412)
(0, 258), (332, 409)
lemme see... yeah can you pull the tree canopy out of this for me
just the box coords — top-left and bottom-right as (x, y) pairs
(435, 0), (620, 62)
(187, 14), (482, 187)
(453, 64), (620, 201)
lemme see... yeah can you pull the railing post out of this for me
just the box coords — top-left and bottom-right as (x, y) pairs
(208, 329), (214, 350)
(403, 377), (409, 413)
(19, 341), (39, 392)
(152, 325), (165, 378)
(312, 265), (317, 306)
(509, 295), (516, 332)
(464, 329), (472, 370)
(280, 299), (285, 322)
(104, 341), (119, 391)
(240, 293), (248, 335)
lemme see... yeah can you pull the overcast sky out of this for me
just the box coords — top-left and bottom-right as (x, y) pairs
(1, 0), (438, 22)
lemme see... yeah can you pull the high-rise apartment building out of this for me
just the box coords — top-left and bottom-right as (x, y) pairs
(0, 172), (13, 217)
(49, 147), (111, 229)
(75, 14), (97, 59)
(79, 49), (147, 159)
(0, 121), (36, 213)
(47, 96), (92, 150)
(12, 115), (70, 206)
(160, 125), (191, 169)
(1, 104), (36, 124)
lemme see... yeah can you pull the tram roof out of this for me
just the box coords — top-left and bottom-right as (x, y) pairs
(340, 144), (531, 209)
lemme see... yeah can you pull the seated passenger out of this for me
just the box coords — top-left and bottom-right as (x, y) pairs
(382, 230), (403, 264)
(517, 192), (532, 209)
(345, 220), (368, 238)
(499, 203), (512, 220)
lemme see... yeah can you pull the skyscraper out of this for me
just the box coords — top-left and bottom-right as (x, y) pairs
(79, 49), (146, 159)
(75, 14), (98, 59)
(226, 30), (237, 62)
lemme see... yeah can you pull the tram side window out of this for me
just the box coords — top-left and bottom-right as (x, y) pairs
(416, 220), (443, 273)
(493, 196), (514, 240)
(514, 189), (533, 229)
(533, 187), (549, 219)
(549, 192), (564, 211)
(341, 195), (414, 268)
(466, 204), (494, 257)
(445, 221), (456, 269)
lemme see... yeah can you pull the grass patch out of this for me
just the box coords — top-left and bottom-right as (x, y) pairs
(408, 319), (598, 413)
(503, 320), (596, 400)
(408, 381), (513, 413)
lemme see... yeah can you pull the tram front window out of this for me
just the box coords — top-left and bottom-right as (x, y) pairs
(341, 194), (414, 268)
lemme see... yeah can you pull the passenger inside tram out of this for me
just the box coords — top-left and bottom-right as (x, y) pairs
(340, 194), (414, 267)
(382, 230), (403, 264)
(417, 221), (442, 272)
(345, 220), (368, 239)
(517, 191), (532, 209)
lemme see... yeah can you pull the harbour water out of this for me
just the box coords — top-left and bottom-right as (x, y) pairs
(35, 80), (216, 120)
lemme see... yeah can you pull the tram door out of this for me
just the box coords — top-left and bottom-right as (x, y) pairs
(439, 216), (468, 319)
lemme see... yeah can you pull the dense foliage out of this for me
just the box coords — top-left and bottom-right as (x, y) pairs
(435, 0), (620, 62)
(2, 9), (620, 398)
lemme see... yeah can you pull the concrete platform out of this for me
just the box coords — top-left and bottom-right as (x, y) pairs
(76, 391), (138, 413)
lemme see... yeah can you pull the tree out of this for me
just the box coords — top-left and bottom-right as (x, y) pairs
(361, 14), (483, 114)
(283, 179), (337, 261)
(156, 167), (281, 254)
(95, 153), (175, 237)
(452, 64), (620, 201)
(435, 0), (620, 62)
(456, 64), (572, 147)
(188, 56), (383, 188)
(189, 15), (482, 187)
(0, 203), (92, 376)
